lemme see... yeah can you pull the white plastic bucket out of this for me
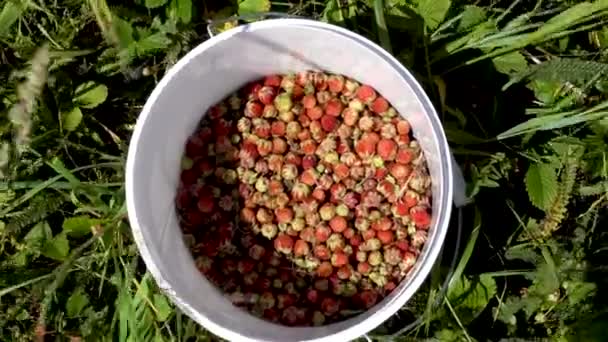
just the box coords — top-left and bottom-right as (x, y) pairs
(126, 18), (454, 342)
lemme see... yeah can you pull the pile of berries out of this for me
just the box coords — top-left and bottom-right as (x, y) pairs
(175, 72), (432, 326)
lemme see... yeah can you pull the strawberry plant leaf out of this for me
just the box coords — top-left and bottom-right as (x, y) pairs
(67, 288), (90, 317)
(0, 1), (25, 36)
(448, 274), (497, 311)
(63, 216), (100, 237)
(238, 0), (271, 15)
(63, 107), (83, 132)
(525, 162), (558, 210)
(493, 51), (528, 75)
(42, 232), (70, 261)
(417, 0), (451, 30)
(167, 0), (192, 24)
(144, 0), (168, 9)
(153, 294), (171, 321)
(24, 221), (52, 248)
(74, 82), (108, 109)
(458, 5), (486, 31)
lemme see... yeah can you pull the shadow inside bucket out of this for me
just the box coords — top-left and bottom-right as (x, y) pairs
(173, 89), (382, 327)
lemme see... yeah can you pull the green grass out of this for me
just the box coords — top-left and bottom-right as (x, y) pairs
(1, 0), (607, 341)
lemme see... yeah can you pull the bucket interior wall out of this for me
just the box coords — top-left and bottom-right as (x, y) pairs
(128, 19), (452, 342)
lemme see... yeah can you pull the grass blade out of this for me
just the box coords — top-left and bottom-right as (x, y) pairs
(373, 0), (392, 54)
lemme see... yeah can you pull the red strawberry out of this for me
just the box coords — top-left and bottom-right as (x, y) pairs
(411, 206), (431, 229)
(377, 139), (397, 161)
(197, 195), (214, 213)
(271, 120), (286, 136)
(314, 244), (331, 260)
(275, 208), (294, 224)
(324, 98), (343, 117)
(302, 94), (316, 109)
(342, 108), (359, 126)
(390, 163), (410, 180)
(306, 106), (323, 120)
(294, 239), (310, 257)
(320, 115), (337, 132)
(274, 234), (294, 254)
(330, 252), (348, 267)
(396, 120), (410, 135)
(245, 101), (263, 118)
(377, 230), (394, 244)
(258, 86), (277, 105)
(371, 97), (389, 113)
(327, 75), (345, 93)
(264, 75), (282, 87)
(321, 297), (340, 315)
(355, 138), (376, 158)
(356, 85), (377, 103)
(317, 261), (334, 278)
(329, 216), (347, 233)
(396, 148), (413, 164)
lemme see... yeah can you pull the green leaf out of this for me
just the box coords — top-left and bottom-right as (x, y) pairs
(63, 107), (83, 132)
(458, 5), (486, 31)
(167, 0), (192, 23)
(145, 0), (168, 8)
(448, 274), (497, 311)
(525, 163), (558, 210)
(67, 288), (90, 317)
(153, 294), (171, 321)
(42, 232), (70, 261)
(74, 82), (108, 109)
(63, 216), (100, 237)
(48, 157), (80, 185)
(493, 52), (528, 75)
(24, 221), (52, 248)
(417, 0), (451, 30)
(238, 0), (271, 14)
(0, 1), (25, 36)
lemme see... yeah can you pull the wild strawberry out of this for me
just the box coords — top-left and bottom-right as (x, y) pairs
(305, 212), (321, 226)
(396, 120), (410, 135)
(298, 114), (311, 129)
(245, 100), (263, 118)
(281, 164), (298, 180)
(317, 261), (334, 278)
(317, 174), (333, 190)
(400, 252), (417, 272)
(280, 75), (295, 92)
(282, 306), (299, 326)
(361, 238), (381, 251)
(331, 252), (348, 267)
(355, 137), (376, 158)
(295, 71), (311, 86)
(271, 294), (293, 311)
(348, 98), (365, 112)
(274, 93), (293, 112)
(319, 204), (336, 221)
(316, 90), (331, 104)
(312, 187), (326, 202)
(377, 230), (394, 244)
(325, 98), (343, 117)
(258, 86), (277, 105)
(356, 85), (377, 103)
(271, 121), (286, 137)
(342, 108), (359, 127)
(237, 117), (252, 133)
(279, 110), (294, 122)
(256, 208), (273, 224)
(326, 233), (345, 251)
(377, 139), (397, 161)
(329, 216), (347, 233)
(357, 262), (371, 275)
(274, 233), (294, 254)
(301, 139), (317, 155)
(371, 96), (389, 113)
(372, 217), (392, 231)
(312, 72), (328, 90)
(256, 139), (272, 156)
(261, 223), (278, 239)
(320, 115), (338, 132)
(412, 230), (428, 248)
(359, 290), (378, 309)
(337, 266), (352, 280)
(327, 75), (345, 93)
(294, 239), (310, 257)
(380, 122), (397, 139)
(411, 206), (431, 229)
(333, 163), (350, 180)
(397, 134), (410, 145)
(368, 251), (383, 266)
(396, 148), (413, 165)
(390, 163), (410, 181)
(285, 121), (301, 139)
(301, 155), (316, 170)
(358, 115), (374, 131)
(330, 183), (346, 202)
(264, 75), (282, 87)
(249, 244), (266, 261)
(302, 94), (316, 109)
(336, 124), (353, 140)
(384, 281), (397, 292)
(255, 177), (269, 193)
(300, 227), (316, 243)
(384, 247), (402, 266)
(197, 195), (214, 213)
(271, 138), (287, 154)
(291, 183), (311, 200)
(315, 225), (331, 243)
(306, 106), (323, 120)
(275, 208), (294, 224)
(300, 169), (318, 186)
(314, 244), (331, 261)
